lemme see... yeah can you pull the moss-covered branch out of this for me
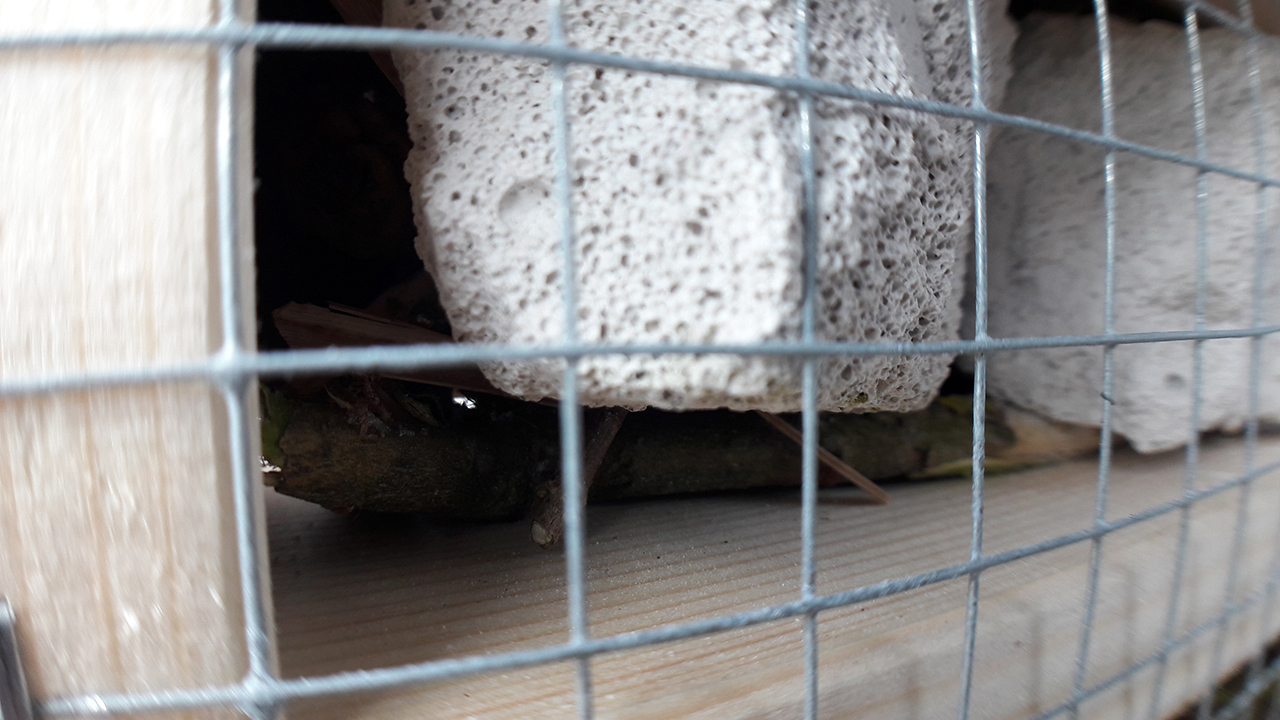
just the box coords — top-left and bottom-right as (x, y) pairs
(264, 379), (1099, 520)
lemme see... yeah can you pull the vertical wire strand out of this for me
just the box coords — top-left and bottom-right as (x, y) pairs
(1252, 510), (1280, 712)
(957, 1), (988, 718)
(1236, 0), (1280, 704)
(23, 5), (1280, 720)
(1198, 0), (1270, 717)
(1252, 480), (1280, 715)
(1068, 2), (1119, 715)
(1148, 9), (1211, 719)
(547, 2), (593, 718)
(216, 14), (247, 359)
(1252, 501), (1280, 711)
(215, 2), (277, 715)
(223, 380), (278, 720)
(793, 0), (822, 717)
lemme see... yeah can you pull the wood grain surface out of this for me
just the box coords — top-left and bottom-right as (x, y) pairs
(270, 435), (1280, 720)
(0, 2), (266, 716)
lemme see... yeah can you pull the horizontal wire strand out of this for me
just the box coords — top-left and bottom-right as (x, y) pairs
(5, 4), (1278, 718)
(0, 23), (1276, 188)
(3, 324), (1280, 400)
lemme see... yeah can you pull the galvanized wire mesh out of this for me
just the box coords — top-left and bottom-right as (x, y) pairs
(2, 0), (1280, 718)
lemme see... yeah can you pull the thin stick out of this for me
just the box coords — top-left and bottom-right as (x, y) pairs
(532, 407), (630, 548)
(755, 411), (890, 504)
(272, 302), (506, 398)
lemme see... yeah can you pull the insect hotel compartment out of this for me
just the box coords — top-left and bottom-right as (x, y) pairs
(2, 0), (1280, 719)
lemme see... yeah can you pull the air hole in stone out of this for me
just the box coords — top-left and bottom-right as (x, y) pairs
(498, 178), (555, 235)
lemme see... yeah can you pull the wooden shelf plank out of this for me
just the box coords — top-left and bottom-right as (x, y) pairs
(269, 435), (1280, 719)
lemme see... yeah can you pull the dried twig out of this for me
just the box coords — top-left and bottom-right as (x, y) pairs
(272, 301), (506, 398)
(530, 407), (630, 548)
(755, 411), (891, 504)
(327, 0), (406, 96)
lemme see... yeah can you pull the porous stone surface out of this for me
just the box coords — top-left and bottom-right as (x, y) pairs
(986, 14), (1280, 452)
(387, 0), (1015, 411)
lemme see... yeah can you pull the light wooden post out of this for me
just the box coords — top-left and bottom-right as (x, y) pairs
(0, 1), (270, 716)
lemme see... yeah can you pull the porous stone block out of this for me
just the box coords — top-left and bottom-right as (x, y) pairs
(387, 0), (1014, 411)
(987, 14), (1280, 452)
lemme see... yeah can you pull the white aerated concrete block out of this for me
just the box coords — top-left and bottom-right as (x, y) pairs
(388, 0), (1014, 411)
(987, 14), (1280, 453)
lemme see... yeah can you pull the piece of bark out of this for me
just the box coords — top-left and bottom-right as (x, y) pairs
(996, 405), (1102, 463)
(362, 270), (452, 335)
(276, 301), (454, 346)
(814, 396), (1017, 480)
(328, 0), (406, 96)
(273, 301), (504, 397)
